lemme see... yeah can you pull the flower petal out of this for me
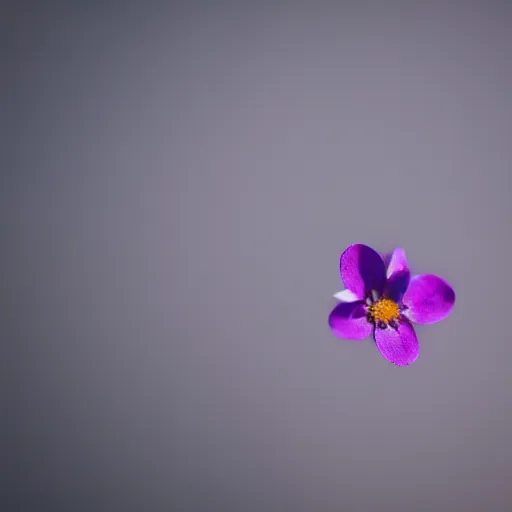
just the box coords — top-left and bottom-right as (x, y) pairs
(386, 247), (410, 280)
(374, 318), (420, 366)
(333, 289), (359, 302)
(402, 274), (456, 324)
(340, 244), (386, 299)
(328, 301), (372, 340)
(384, 248), (411, 301)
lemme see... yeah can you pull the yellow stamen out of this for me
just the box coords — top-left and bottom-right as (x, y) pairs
(368, 298), (400, 325)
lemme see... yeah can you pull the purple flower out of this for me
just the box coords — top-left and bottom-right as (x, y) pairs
(329, 244), (455, 366)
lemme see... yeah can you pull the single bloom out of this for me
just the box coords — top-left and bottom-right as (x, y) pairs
(329, 244), (455, 366)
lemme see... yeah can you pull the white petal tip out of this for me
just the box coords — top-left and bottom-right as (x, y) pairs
(333, 289), (359, 302)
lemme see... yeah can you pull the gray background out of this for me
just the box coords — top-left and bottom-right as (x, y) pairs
(4, 2), (512, 511)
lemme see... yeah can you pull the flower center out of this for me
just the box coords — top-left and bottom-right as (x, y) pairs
(368, 297), (401, 326)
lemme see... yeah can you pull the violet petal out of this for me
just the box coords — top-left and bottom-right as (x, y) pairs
(384, 248), (411, 301)
(340, 244), (386, 299)
(328, 301), (372, 340)
(374, 317), (420, 366)
(402, 274), (456, 324)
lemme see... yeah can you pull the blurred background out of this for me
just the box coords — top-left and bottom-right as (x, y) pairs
(3, 1), (512, 511)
